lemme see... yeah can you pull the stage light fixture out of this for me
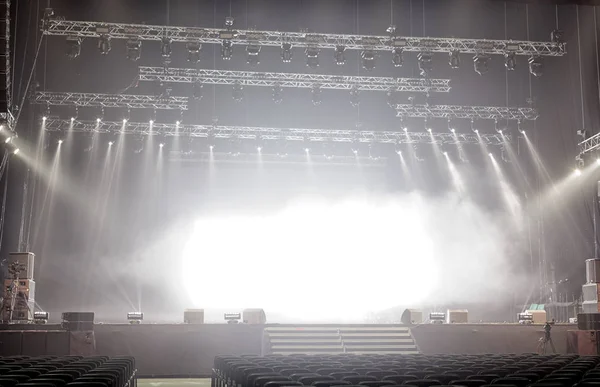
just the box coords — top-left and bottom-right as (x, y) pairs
(311, 87), (322, 106)
(108, 141), (114, 146)
(449, 51), (460, 69)
(574, 168), (582, 177)
(232, 83), (244, 102)
(126, 39), (142, 61)
(504, 52), (516, 71)
(4, 137), (11, 144)
(209, 145), (214, 151)
(551, 29), (563, 44)
(272, 85), (283, 104)
(149, 119), (154, 125)
(186, 42), (201, 63)
(176, 120), (181, 126)
(528, 56), (543, 77)
(281, 43), (292, 63)
(361, 50), (376, 71)
(33, 311), (49, 324)
(127, 312), (144, 324)
(350, 88), (360, 107)
(392, 48), (404, 67)
(161, 38), (172, 59)
(13, 148), (19, 155)
(96, 117), (101, 123)
(221, 40), (233, 60)
(66, 37), (81, 59)
(386, 90), (398, 108)
(42, 116), (47, 121)
(97, 35), (111, 55)
(70, 116), (75, 122)
(473, 54), (490, 75)
(305, 47), (320, 69)
(417, 52), (433, 77)
(333, 46), (346, 66)
(159, 143), (165, 148)
(246, 45), (261, 66)
(58, 139), (63, 145)
(304, 147), (310, 153)
(192, 82), (203, 100)
(596, 158), (600, 166)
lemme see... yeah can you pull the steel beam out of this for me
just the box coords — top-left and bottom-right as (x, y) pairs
(578, 132), (600, 157)
(138, 67), (451, 93)
(396, 104), (538, 121)
(44, 119), (506, 145)
(42, 17), (565, 57)
(32, 92), (188, 110)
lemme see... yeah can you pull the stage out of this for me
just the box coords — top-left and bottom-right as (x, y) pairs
(0, 323), (576, 377)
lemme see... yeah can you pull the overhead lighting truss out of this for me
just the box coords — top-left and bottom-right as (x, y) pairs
(577, 132), (600, 158)
(42, 16), (565, 57)
(395, 104), (538, 121)
(32, 91), (189, 110)
(44, 119), (505, 145)
(138, 67), (451, 93)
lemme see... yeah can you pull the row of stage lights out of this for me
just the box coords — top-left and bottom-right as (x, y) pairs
(64, 21), (560, 77)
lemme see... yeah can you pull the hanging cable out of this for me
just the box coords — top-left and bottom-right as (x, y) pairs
(15, 0), (32, 108)
(577, 5), (586, 130)
(13, 36), (44, 131)
(10, 0), (19, 103)
(0, 156), (9, 252)
(422, 0), (426, 36)
(595, 7), (600, 116)
(409, 0), (413, 37)
(390, 0), (393, 26)
(526, 5), (533, 102)
(555, 5), (559, 30)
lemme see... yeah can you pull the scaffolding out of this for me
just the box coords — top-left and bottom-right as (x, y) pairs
(32, 91), (189, 110)
(396, 104), (538, 121)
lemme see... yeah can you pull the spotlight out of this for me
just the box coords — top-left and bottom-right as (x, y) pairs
(42, 116), (47, 121)
(126, 39), (142, 61)
(232, 83), (244, 102)
(488, 152), (493, 158)
(161, 38), (172, 59)
(13, 148), (19, 155)
(350, 89), (360, 107)
(334, 46), (346, 66)
(209, 145), (214, 151)
(305, 47), (319, 69)
(149, 119), (154, 125)
(98, 35), (111, 55)
(392, 48), (404, 67)
(427, 127), (432, 133)
(96, 117), (101, 123)
(311, 87), (322, 106)
(122, 118), (128, 124)
(66, 37), (81, 59)
(596, 158), (600, 166)
(221, 40), (233, 60)
(520, 129), (526, 135)
(33, 311), (49, 324)
(528, 56), (543, 77)
(246, 45), (261, 66)
(4, 136), (11, 143)
(70, 116), (75, 122)
(361, 50), (376, 71)
(417, 52), (433, 77)
(474, 129), (479, 134)
(574, 168), (582, 177)
(257, 146), (262, 152)
(305, 147), (310, 153)
(504, 52), (516, 71)
(473, 54), (490, 75)
(403, 127), (408, 132)
(58, 139), (63, 145)
(443, 151), (448, 156)
(281, 43), (293, 63)
(450, 128), (455, 133)
(186, 42), (201, 63)
(108, 141), (114, 146)
(192, 82), (203, 100)
(449, 51), (460, 69)
(159, 143), (164, 148)
(224, 16), (235, 28)
(127, 312), (144, 324)
(176, 120), (181, 126)
(272, 86), (283, 104)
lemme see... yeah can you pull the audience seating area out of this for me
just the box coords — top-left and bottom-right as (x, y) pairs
(0, 355), (136, 387)
(213, 353), (600, 387)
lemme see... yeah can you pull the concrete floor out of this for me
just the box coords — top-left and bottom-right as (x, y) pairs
(138, 379), (211, 387)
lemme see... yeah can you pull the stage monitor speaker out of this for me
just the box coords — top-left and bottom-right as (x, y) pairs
(61, 312), (95, 322)
(588, 259), (600, 284)
(243, 308), (266, 324)
(401, 309), (423, 325)
(7, 252), (35, 280)
(184, 309), (204, 324)
(447, 309), (468, 324)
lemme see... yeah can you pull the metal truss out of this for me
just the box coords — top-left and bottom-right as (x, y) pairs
(42, 16), (565, 57)
(138, 67), (451, 93)
(396, 104), (538, 121)
(32, 92), (188, 110)
(44, 119), (505, 145)
(171, 151), (387, 166)
(578, 132), (600, 157)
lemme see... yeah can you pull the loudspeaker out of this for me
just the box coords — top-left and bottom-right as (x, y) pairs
(243, 308), (266, 324)
(184, 309), (204, 324)
(7, 252), (35, 280)
(401, 309), (423, 325)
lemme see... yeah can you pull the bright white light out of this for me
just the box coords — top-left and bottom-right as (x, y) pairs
(4, 137), (11, 144)
(304, 148), (310, 153)
(427, 128), (432, 132)
(13, 148), (19, 155)
(42, 116), (47, 121)
(488, 152), (493, 158)
(123, 118), (128, 124)
(396, 150), (402, 155)
(474, 129), (479, 133)
(108, 141), (114, 146)
(58, 139), (63, 145)
(176, 120), (181, 126)
(520, 130), (526, 136)
(574, 168), (582, 177)
(443, 151), (448, 156)
(498, 130), (503, 134)
(96, 118), (101, 123)
(182, 199), (438, 320)
(0, 125), (3, 130)
(70, 117), (75, 122)
(450, 128), (455, 133)
(353, 149), (358, 155)
(596, 158), (600, 166)
(209, 145), (214, 151)
(257, 146), (262, 152)
(149, 120), (154, 125)
(159, 143), (164, 148)
(403, 127), (408, 132)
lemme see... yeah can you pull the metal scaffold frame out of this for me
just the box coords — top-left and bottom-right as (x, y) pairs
(44, 119), (506, 145)
(138, 67), (452, 93)
(32, 92), (189, 110)
(396, 104), (538, 121)
(578, 132), (600, 158)
(42, 16), (565, 57)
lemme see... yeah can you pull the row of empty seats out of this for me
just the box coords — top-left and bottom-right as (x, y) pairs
(0, 355), (136, 387)
(212, 353), (600, 387)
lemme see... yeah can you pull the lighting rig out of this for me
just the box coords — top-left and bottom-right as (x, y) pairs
(44, 118), (506, 146)
(137, 67), (452, 93)
(32, 92), (189, 110)
(395, 104), (538, 121)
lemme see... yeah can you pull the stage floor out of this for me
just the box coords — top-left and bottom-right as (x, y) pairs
(139, 379), (210, 387)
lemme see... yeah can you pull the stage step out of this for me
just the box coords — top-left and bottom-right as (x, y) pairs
(264, 325), (420, 355)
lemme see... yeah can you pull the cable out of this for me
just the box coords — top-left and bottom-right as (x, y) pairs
(10, 0), (19, 103)
(13, 35), (44, 132)
(526, 4), (532, 102)
(422, 0), (425, 37)
(390, 0), (393, 26)
(577, 5), (585, 130)
(15, 0), (32, 107)
(0, 156), (9, 252)
(595, 7), (600, 119)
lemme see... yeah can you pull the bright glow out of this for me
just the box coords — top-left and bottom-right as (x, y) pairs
(123, 118), (128, 124)
(498, 130), (503, 134)
(4, 136), (11, 143)
(596, 158), (600, 166)
(108, 141), (114, 146)
(159, 143), (164, 148)
(70, 117), (75, 121)
(42, 116), (47, 121)
(96, 118), (101, 123)
(353, 149), (358, 155)
(403, 127), (408, 132)
(450, 128), (455, 133)
(443, 151), (448, 156)
(427, 128), (432, 132)
(574, 168), (582, 177)
(304, 148), (310, 153)
(13, 148), (19, 155)
(257, 146), (262, 152)
(149, 120), (154, 125)
(58, 139), (63, 145)
(209, 145), (214, 151)
(520, 130), (527, 136)
(176, 120), (181, 125)
(474, 129), (479, 133)
(0, 125), (3, 130)
(396, 150), (402, 155)
(488, 152), (493, 158)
